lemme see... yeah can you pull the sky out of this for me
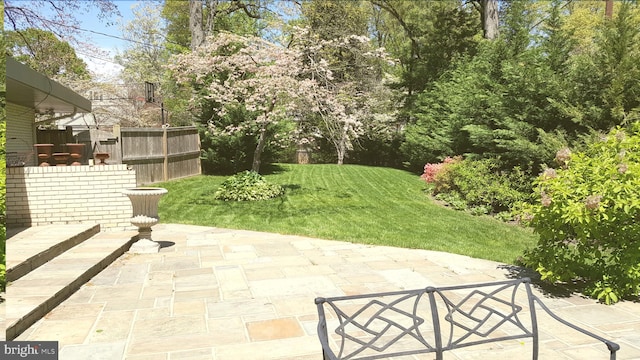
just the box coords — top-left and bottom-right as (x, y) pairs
(6, 0), (140, 80)
(74, 1), (140, 81)
(15, 1), (294, 82)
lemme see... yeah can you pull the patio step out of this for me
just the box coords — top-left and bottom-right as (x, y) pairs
(5, 226), (137, 340)
(7, 224), (101, 282)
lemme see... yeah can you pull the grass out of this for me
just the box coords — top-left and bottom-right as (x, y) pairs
(157, 164), (538, 264)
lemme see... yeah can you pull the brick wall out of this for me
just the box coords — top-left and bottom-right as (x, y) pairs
(6, 165), (138, 231)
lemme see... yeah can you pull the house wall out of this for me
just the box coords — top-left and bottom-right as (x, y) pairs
(7, 102), (37, 166)
(6, 165), (138, 231)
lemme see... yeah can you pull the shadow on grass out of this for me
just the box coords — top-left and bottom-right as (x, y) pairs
(260, 163), (289, 175)
(282, 184), (301, 192)
(201, 163), (289, 176)
(189, 184), (301, 206)
(185, 183), (366, 220)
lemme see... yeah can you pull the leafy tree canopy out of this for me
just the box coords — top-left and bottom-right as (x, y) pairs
(6, 28), (90, 80)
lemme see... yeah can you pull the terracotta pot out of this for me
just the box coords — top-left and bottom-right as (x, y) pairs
(94, 152), (110, 165)
(52, 152), (70, 166)
(34, 144), (54, 166)
(66, 143), (85, 165)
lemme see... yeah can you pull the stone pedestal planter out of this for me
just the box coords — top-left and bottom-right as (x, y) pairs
(123, 187), (168, 254)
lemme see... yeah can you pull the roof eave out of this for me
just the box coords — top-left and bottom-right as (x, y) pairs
(6, 56), (92, 113)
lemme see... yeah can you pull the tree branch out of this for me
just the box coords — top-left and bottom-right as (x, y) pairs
(368, 0), (421, 60)
(231, 0), (262, 19)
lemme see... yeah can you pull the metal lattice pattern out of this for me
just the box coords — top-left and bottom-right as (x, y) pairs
(315, 278), (620, 360)
(329, 293), (432, 359)
(438, 283), (532, 349)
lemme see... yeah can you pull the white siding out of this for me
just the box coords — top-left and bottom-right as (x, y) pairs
(7, 102), (37, 166)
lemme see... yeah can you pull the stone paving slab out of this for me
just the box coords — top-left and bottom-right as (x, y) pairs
(6, 224), (100, 281)
(5, 228), (137, 339)
(12, 224), (640, 359)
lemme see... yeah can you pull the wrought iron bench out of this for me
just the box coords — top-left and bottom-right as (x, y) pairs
(315, 278), (619, 360)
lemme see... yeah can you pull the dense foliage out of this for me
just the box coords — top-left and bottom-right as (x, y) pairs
(521, 124), (640, 304)
(402, 1), (640, 175)
(5, 28), (91, 81)
(423, 157), (530, 216)
(1, 1), (7, 292)
(214, 171), (284, 201)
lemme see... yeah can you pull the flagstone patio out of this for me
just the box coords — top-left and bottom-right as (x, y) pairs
(9, 224), (640, 359)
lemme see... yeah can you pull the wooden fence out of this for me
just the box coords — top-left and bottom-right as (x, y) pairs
(120, 126), (202, 185)
(36, 126), (74, 153)
(37, 125), (202, 185)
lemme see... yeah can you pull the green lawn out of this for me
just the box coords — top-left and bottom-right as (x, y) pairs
(157, 164), (537, 264)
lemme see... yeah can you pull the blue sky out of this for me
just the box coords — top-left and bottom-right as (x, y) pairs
(78, 0), (138, 51)
(73, 1), (139, 80)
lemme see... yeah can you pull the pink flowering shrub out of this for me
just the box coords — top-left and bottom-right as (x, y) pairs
(522, 124), (640, 304)
(421, 156), (459, 184)
(423, 156), (528, 214)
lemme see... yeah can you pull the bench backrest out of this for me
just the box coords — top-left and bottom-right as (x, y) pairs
(315, 278), (540, 360)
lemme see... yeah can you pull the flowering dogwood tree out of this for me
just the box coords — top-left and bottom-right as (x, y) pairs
(292, 28), (396, 164)
(169, 32), (321, 172)
(169, 29), (394, 171)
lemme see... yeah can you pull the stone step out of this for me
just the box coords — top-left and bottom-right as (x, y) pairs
(5, 229), (137, 340)
(7, 224), (101, 282)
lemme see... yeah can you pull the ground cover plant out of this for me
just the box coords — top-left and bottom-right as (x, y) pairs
(214, 170), (284, 201)
(157, 164), (537, 264)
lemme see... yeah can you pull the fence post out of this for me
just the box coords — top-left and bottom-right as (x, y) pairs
(110, 124), (124, 164)
(65, 126), (74, 143)
(163, 127), (169, 181)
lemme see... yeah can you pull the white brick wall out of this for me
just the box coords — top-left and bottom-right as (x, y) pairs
(6, 165), (138, 231)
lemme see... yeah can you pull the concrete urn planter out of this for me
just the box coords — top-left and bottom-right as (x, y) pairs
(123, 187), (168, 254)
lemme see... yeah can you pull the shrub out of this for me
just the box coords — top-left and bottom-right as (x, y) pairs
(447, 159), (530, 213)
(214, 171), (284, 201)
(1, 119), (5, 292)
(421, 156), (460, 192)
(522, 124), (640, 304)
(423, 157), (530, 214)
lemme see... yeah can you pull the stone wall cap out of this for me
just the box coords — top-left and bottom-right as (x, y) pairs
(123, 187), (168, 196)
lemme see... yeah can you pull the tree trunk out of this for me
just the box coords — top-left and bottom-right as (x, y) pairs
(189, 0), (205, 50)
(252, 125), (267, 173)
(605, 0), (614, 19)
(482, 0), (499, 40)
(336, 133), (347, 165)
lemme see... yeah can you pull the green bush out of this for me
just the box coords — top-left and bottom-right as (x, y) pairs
(214, 171), (284, 201)
(1, 88), (6, 293)
(431, 158), (530, 214)
(521, 123), (640, 304)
